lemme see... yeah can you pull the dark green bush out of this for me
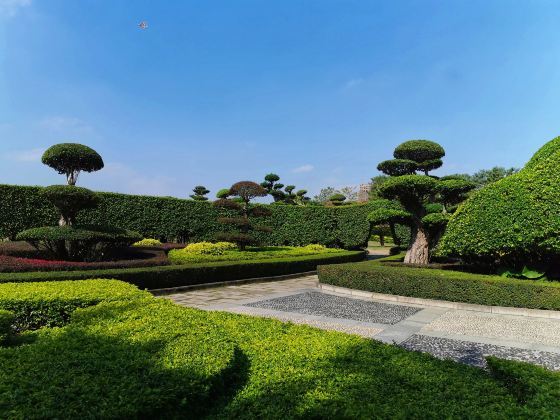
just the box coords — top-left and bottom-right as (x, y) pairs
(318, 260), (560, 310)
(16, 225), (142, 261)
(0, 279), (148, 331)
(0, 184), (383, 248)
(0, 251), (366, 289)
(0, 309), (14, 345)
(440, 136), (560, 267)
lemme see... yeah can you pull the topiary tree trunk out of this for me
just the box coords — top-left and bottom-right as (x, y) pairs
(404, 224), (429, 264)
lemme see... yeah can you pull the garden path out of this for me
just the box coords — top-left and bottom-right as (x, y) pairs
(165, 273), (560, 371)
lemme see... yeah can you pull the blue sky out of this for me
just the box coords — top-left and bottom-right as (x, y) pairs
(1, 0), (560, 199)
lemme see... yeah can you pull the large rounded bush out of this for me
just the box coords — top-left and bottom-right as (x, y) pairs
(393, 140), (445, 162)
(439, 136), (560, 266)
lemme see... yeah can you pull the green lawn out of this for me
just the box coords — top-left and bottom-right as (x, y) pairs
(1, 280), (559, 418)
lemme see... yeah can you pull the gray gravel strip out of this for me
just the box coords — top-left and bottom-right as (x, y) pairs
(245, 291), (420, 325)
(401, 334), (560, 371)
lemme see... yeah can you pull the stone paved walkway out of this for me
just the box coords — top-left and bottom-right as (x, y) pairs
(164, 275), (560, 371)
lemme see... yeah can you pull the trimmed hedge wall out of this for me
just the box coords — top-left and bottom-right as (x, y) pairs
(0, 250), (366, 290)
(318, 261), (560, 310)
(0, 184), (382, 248)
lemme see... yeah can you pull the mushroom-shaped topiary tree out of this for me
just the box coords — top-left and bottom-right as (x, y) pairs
(328, 193), (346, 206)
(42, 143), (104, 185)
(215, 188), (231, 199)
(370, 140), (474, 264)
(190, 185), (210, 201)
(214, 181), (272, 250)
(40, 185), (99, 226)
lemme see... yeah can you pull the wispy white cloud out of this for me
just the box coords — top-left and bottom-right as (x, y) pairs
(95, 162), (177, 196)
(342, 78), (364, 90)
(292, 164), (314, 173)
(4, 147), (44, 162)
(0, 0), (31, 18)
(39, 116), (94, 135)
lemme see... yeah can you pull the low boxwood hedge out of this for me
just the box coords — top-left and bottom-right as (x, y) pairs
(1, 280), (559, 417)
(0, 280), (149, 331)
(317, 260), (560, 310)
(0, 251), (366, 290)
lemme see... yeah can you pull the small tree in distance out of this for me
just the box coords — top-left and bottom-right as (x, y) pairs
(190, 185), (210, 201)
(328, 193), (346, 206)
(214, 181), (272, 250)
(42, 143), (104, 185)
(215, 188), (230, 199)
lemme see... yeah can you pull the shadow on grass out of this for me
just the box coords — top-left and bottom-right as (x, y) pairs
(0, 312), (250, 419)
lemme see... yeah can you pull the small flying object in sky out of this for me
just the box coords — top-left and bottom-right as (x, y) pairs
(138, 21), (148, 30)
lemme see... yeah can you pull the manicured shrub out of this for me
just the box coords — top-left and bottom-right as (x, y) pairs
(0, 184), (384, 248)
(132, 238), (162, 247)
(16, 225), (142, 261)
(42, 143), (104, 185)
(318, 260), (560, 310)
(0, 309), (14, 345)
(0, 251), (366, 289)
(178, 241), (237, 256)
(0, 279), (148, 331)
(168, 245), (345, 264)
(439, 136), (560, 268)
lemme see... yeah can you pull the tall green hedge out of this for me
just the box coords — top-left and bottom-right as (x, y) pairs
(0, 185), (384, 248)
(439, 136), (560, 265)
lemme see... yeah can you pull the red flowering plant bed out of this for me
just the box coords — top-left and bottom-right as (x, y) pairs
(0, 242), (170, 272)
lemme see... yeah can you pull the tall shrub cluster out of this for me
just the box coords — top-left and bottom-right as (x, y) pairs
(369, 140), (474, 264)
(439, 136), (560, 270)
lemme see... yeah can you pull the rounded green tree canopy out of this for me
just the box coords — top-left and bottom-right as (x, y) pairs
(378, 174), (438, 203)
(377, 159), (417, 177)
(40, 185), (99, 225)
(393, 140), (445, 163)
(42, 143), (104, 185)
(439, 136), (560, 265)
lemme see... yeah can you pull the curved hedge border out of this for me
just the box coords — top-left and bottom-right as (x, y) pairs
(0, 251), (366, 290)
(317, 261), (560, 310)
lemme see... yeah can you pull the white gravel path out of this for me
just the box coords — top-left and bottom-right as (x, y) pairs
(422, 310), (560, 347)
